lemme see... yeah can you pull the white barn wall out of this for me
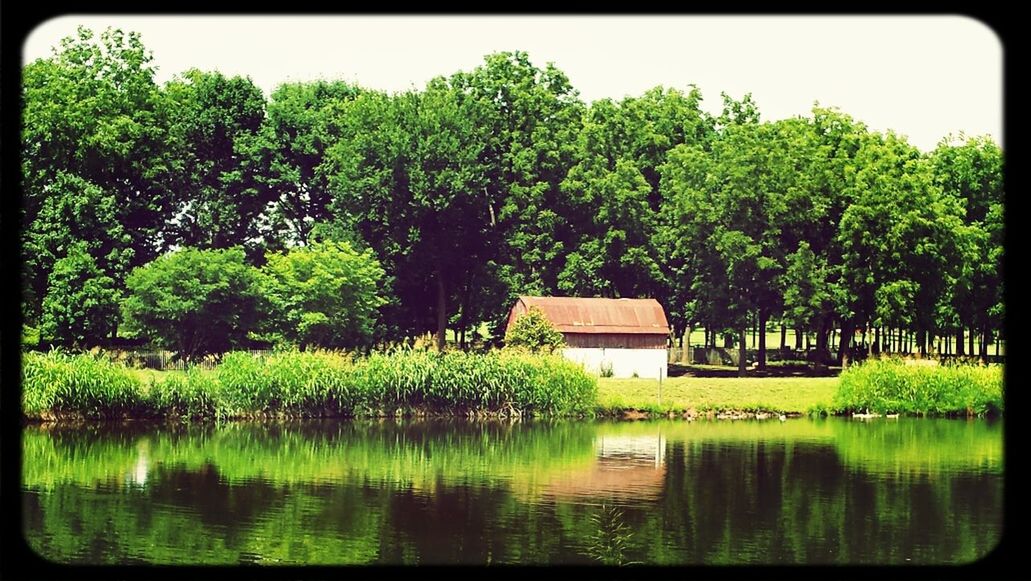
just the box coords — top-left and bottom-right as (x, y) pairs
(562, 347), (668, 379)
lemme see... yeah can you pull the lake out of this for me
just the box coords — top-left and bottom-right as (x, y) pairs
(22, 417), (1003, 565)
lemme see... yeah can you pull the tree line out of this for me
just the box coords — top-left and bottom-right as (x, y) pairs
(21, 27), (1004, 366)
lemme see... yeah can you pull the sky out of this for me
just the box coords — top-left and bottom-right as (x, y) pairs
(22, 15), (1003, 152)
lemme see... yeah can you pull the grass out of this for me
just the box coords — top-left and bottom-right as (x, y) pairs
(834, 358), (1003, 417)
(22, 349), (598, 421)
(596, 376), (839, 415)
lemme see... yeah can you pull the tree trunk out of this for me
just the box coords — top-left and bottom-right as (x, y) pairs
(968, 327), (975, 359)
(874, 327), (880, 355)
(738, 328), (747, 377)
(956, 327), (964, 356)
(758, 311), (768, 371)
(686, 324), (693, 364)
(816, 319), (830, 356)
(780, 324), (787, 351)
(460, 327), (466, 351)
(918, 328), (927, 357)
(795, 326), (803, 350)
(752, 320), (757, 350)
(979, 325), (989, 363)
(435, 266), (447, 352)
(837, 319), (854, 367)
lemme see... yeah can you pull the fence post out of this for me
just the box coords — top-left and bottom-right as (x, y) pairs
(658, 367), (662, 407)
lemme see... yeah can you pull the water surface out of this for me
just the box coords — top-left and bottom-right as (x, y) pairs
(22, 418), (1003, 565)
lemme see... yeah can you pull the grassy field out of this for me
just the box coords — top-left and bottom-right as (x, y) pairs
(597, 376), (839, 415)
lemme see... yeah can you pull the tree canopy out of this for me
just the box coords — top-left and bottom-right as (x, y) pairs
(22, 27), (1004, 366)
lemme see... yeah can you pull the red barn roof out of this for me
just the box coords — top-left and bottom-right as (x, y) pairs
(507, 296), (670, 335)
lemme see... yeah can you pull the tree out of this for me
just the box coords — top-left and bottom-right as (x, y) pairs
(931, 135), (1004, 360)
(21, 27), (175, 279)
(325, 82), (491, 350)
(260, 240), (386, 349)
(448, 52), (586, 335)
(561, 88), (713, 307)
(838, 132), (967, 359)
(659, 98), (798, 374)
(258, 80), (363, 248)
(122, 247), (263, 361)
(162, 69), (270, 258)
(23, 172), (132, 326)
(40, 244), (121, 348)
(504, 307), (565, 353)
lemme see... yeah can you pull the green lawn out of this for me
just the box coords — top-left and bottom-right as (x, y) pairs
(597, 376), (839, 414)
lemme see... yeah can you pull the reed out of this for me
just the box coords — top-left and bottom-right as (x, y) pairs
(833, 358), (1003, 417)
(22, 349), (598, 420)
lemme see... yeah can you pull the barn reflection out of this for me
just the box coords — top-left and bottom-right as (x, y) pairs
(542, 431), (667, 504)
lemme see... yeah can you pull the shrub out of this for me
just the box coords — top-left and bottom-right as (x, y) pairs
(260, 241), (386, 350)
(505, 307), (565, 353)
(39, 244), (120, 348)
(122, 247), (263, 362)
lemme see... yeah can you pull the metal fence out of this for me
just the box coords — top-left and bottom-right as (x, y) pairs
(117, 350), (273, 371)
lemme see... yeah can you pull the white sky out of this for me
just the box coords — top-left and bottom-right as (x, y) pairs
(23, 15), (1002, 152)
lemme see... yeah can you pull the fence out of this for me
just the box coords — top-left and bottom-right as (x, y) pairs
(668, 344), (1004, 367)
(115, 350), (274, 371)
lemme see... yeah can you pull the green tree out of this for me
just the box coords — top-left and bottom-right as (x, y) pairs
(325, 82), (491, 350)
(39, 244), (121, 348)
(447, 52), (585, 336)
(559, 87), (712, 313)
(931, 135), (1004, 359)
(504, 307), (565, 353)
(838, 132), (967, 358)
(260, 240), (386, 349)
(21, 27), (174, 321)
(23, 172), (132, 327)
(259, 81), (363, 247)
(122, 247), (263, 361)
(162, 69), (269, 258)
(660, 98), (799, 373)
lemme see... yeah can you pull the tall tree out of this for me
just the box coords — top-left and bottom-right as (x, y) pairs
(21, 27), (173, 321)
(838, 131), (967, 358)
(448, 52), (586, 336)
(931, 135), (1004, 360)
(259, 80), (363, 248)
(162, 69), (269, 258)
(325, 82), (491, 349)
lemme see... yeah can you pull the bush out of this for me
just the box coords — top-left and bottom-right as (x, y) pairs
(504, 307), (565, 353)
(122, 247), (263, 362)
(834, 358), (1003, 416)
(39, 244), (120, 348)
(260, 241), (386, 349)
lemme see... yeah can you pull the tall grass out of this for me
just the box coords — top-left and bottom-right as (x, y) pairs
(21, 351), (146, 419)
(22, 349), (598, 421)
(834, 358), (1003, 417)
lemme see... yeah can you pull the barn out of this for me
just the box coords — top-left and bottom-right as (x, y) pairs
(505, 296), (670, 379)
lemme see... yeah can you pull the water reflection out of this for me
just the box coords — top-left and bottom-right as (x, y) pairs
(22, 418), (1003, 565)
(544, 432), (666, 504)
